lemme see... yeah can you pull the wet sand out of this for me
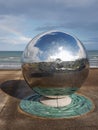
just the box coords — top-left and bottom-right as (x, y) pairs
(0, 69), (98, 130)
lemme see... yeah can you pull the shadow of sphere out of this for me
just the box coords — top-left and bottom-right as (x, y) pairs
(0, 80), (33, 99)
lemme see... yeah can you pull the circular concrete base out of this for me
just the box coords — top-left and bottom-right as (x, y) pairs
(19, 93), (94, 119)
(40, 96), (72, 107)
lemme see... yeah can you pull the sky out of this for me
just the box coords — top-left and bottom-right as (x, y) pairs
(0, 0), (98, 51)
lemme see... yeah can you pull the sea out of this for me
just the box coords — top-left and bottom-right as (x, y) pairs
(0, 50), (98, 69)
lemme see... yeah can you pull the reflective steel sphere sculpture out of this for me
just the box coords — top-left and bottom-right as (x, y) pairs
(19, 31), (94, 118)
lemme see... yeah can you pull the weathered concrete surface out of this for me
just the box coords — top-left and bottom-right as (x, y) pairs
(0, 69), (98, 130)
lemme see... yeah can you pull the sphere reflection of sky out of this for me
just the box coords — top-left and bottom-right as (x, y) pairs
(22, 31), (87, 62)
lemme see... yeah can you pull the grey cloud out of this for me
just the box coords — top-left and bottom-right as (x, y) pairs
(35, 25), (62, 31)
(0, 0), (98, 20)
(84, 42), (98, 50)
(83, 37), (98, 43)
(35, 22), (98, 33)
(0, 0), (98, 50)
(0, 0), (98, 31)
(81, 37), (98, 50)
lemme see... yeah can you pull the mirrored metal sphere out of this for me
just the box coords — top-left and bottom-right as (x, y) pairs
(21, 31), (89, 96)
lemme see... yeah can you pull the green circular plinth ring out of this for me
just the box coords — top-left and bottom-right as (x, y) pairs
(19, 93), (94, 119)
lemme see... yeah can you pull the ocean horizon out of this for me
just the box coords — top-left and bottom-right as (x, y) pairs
(0, 50), (98, 69)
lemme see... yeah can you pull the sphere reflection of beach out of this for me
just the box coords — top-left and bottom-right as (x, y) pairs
(21, 31), (89, 96)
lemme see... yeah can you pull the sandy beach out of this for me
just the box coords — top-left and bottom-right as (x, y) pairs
(0, 68), (98, 130)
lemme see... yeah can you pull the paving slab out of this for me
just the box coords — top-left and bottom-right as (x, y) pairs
(0, 69), (98, 130)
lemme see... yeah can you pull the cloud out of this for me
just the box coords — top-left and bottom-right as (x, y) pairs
(0, 15), (31, 45)
(56, 0), (97, 7)
(84, 37), (98, 42)
(82, 37), (98, 50)
(0, 1), (98, 28)
(0, 0), (97, 20)
(35, 25), (61, 31)
(0, 36), (30, 45)
(0, 0), (98, 50)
